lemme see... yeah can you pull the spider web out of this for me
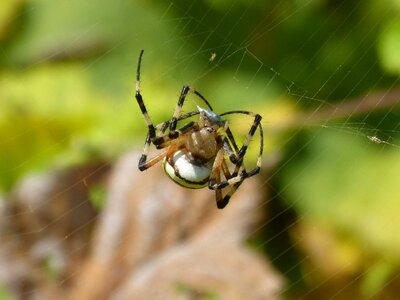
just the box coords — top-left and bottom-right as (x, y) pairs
(1, 0), (400, 298)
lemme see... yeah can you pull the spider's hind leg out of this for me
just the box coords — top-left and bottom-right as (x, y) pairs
(229, 113), (262, 164)
(209, 119), (264, 208)
(209, 155), (245, 209)
(208, 148), (227, 209)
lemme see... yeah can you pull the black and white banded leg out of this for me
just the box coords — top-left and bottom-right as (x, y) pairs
(208, 116), (263, 208)
(220, 111), (262, 164)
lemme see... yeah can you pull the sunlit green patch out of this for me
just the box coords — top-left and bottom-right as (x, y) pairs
(174, 282), (219, 300)
(89, 184), (107, 211)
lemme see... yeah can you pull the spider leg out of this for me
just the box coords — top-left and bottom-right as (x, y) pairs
(155, 121), (197, 149)
(137, 119), (178, 170)
(220, 122), (263, 189)
(209, 164), (260, 190)
(224, 113), (262, 163)
(189, 96), (243, 159)
(217, 181), (244, 208)
(167, 87), (218, 138)
(209, 152), (245, 209)
(166, 86), (213, 139)
(158, 111), (201, 135)
(209, 118), (264, 203)
(213, 152), (224, 208)
(208, 148), (228, 209)
(169, 85), (190, 138)
(152, 111), (201, 146)
(135, 49), (202, 170)
(138, 148), (169, 171)
(225, 127), (240, 153)
(135, 50), (197, 147)
(192, 90), (214, 111)
(214, 118), (242, 164)
(215, 122), (263, 187)
(153, 111), (200, 139)
(135, 49), (156, 139)
(137, 109), (202, 171)
(152, 82), (215, 143)
(217, 113), (264, 202)
(218, 160), (244, 207)
(138, 132), (152, 171)
(137, 121), (198, 170)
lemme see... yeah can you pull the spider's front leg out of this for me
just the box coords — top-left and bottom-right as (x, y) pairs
(135, 50), (156, 141)
(145, 85), (192, 148)
(137, 122), (196, 171)
(135, 49), (161, 170)
(134, 50), (188, 171)
(135, 94), (198, 171)
(167, 85), (190, 139)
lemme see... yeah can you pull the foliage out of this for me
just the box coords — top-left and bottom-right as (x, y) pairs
(0, 0), (400, 298)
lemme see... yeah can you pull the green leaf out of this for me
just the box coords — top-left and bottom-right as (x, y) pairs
(0, 284), (14, 300)
(361, 260), (394, 297)
(283, 131), (400, 259)
(89, 184), (107, 211)
(0, 0), (23, 41)
(378, 18), (400, 74)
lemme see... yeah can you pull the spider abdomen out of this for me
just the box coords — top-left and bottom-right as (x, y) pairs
(162, 151), (213, 189)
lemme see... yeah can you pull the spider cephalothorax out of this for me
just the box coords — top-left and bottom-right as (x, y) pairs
(134, 50), (263, 209)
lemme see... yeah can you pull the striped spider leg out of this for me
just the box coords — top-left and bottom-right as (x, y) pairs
(208, 111), (263, 208)
(135, 50), (214, 171)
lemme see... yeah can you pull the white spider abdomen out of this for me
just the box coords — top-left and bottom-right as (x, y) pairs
(162, 151), (213, 189)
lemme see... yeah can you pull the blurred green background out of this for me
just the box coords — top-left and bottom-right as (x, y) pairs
(1, 0), (400, 298)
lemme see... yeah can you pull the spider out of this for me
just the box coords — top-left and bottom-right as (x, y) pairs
(134, 50), (264, 209)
